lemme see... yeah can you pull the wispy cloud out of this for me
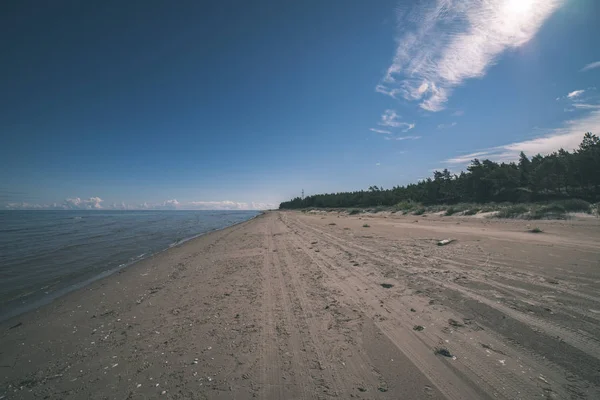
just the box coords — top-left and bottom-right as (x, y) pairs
(378, 109), (416, 132)
(437, 122), (457, 129)
(370, 128), (392, 134)
(581, 61), (600, 72)
(445, 151), (494, 164)
(384, 135), (422, 141)
(444, 109), (600, 164)
(377, 0), (564, 111)
(567, 89), (585, 98)
(573, 103), (600, 110)
(451, 110), (464, 117)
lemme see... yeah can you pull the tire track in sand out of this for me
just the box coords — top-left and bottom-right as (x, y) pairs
(285, 213), (600, 398)
(289, 215), (600, 361)
(258, 216), (284, 399)
(281, 214), (487, 400)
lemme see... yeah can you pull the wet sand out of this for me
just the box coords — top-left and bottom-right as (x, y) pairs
(1, 211), (599, 399)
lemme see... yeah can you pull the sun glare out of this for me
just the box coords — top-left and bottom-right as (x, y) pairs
(504, 0), (535, 15)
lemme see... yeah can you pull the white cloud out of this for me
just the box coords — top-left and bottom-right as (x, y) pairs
(109, 202), (128, 210)
(4, 202), (48, 210)
(3, 197), (104, 210)
(370, 128), (392, 134)
(4, 198), (275, 210)
(158, 199), (180, 210)
(444, 109), (600, 164)
(375, 84), (400, 98)
(567, 89), (585, 98)
(437, 122), (457, 129)
(581, 61), (600, 72)
(403, 123), (416, 132)
(379, 109), (401, 127)
(378, 109), (416, 132)
(64, 197), (103, 209)
(377, 0), (564, 111)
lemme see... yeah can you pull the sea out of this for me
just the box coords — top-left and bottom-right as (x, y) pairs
(0, 210), (260, 322)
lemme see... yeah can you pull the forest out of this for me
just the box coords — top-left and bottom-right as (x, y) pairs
(279, 133), (600, 210)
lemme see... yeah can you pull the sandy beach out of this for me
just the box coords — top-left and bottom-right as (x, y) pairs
(2, 211), (600, 399)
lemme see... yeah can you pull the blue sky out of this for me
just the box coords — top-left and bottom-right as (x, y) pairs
(1, 0), (599, 210)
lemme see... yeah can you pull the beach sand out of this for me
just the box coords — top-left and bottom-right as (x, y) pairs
(2, 211), (600, 399)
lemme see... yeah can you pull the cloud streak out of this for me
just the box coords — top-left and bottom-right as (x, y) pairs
(581, 61), (600, 72)
(377, 0), (564, 111)
(437, 122), (457, 129)
(384, 135), (422, 141)
(444, 109), (600, 164)
(567, 90), (585, 99)
(370, 128), (392, 134)
(376, 109), (416, 133)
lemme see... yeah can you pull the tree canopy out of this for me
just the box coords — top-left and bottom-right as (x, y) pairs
(279, 133), (600, 210)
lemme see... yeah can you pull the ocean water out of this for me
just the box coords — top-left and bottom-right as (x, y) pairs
(0, 210), (259, 322)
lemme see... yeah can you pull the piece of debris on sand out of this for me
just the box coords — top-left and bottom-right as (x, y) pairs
(434, 347), (454, 358)
(413, 325), (425, 331)
(448, 318), (464, 327)
(380, 283), (394, 289)
(437, 239), (455, 246)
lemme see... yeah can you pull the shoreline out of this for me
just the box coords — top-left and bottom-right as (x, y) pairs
(0, 211), (264, 324)
(1, 211), (598, 399)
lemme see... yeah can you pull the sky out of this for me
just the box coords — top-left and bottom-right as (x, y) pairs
(1, 0), (599, 210)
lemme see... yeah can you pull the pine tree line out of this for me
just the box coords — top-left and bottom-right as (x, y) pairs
(279, 133), (600, 209)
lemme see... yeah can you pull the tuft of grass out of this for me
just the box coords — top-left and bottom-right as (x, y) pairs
(552, 199), (591, 213)
(328, 222), (336, 226)
(394, 200), (421, 212)
(528, 227), (543, 233)
(495, 204), (529, 218)
(444, 207), (457, 216)
(349, 209), (360, 215)
(463, 208), (480, 216)
(362, 223), (370, 228)
(413, 208), (426, 215)
(527, 204), (567, 220)
(444, 203), (480, 216)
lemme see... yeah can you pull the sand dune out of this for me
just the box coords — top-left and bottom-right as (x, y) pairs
(2, 211), (599, 399)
